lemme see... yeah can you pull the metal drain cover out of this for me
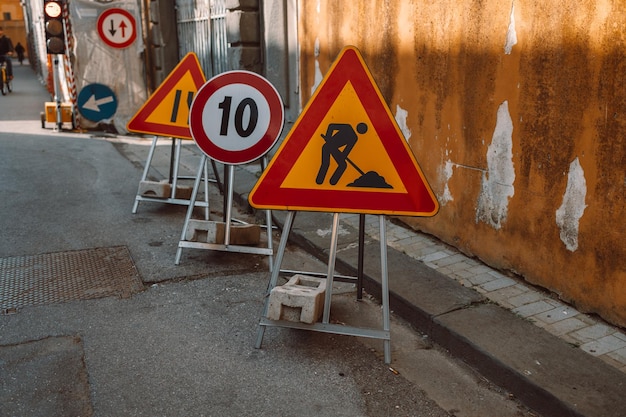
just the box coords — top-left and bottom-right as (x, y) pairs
(0, 246), (143, 311)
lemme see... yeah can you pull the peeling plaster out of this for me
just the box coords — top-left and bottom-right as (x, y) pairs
(395, 105), (411, 142)
(504, 3), (517, 54)
(438, 160), (454, 205)
(556, 158), (587, 251)
(311, 38), (323, 95)
(476, 101), (516, 230)
(440, 161), (487, 206)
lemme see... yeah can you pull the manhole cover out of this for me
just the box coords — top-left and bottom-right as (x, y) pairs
(0, 246), (143, 312)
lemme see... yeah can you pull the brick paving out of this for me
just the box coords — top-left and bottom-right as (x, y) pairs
(342, 213), (626, 374)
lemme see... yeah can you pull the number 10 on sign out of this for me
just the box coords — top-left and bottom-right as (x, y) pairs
(190, 71), (284, 165)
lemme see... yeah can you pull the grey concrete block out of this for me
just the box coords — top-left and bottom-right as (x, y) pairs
(268, 275), (326, 324)
(138, 180), (192, 199)
(185, 220), (260, 245)
(138, 180), (171, 198)
(173, 185), (192, 200)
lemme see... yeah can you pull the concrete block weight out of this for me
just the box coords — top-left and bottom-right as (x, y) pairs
(138, 180), (192, 199)
(185, 220), (261, 245)
(267, 275), (326, 324)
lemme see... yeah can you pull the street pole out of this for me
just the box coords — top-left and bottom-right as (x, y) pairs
(52, 55), (61, 131)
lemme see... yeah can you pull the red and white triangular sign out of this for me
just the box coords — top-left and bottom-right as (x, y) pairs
(127, 53), (206, 139)
(249, 46), (438, 216)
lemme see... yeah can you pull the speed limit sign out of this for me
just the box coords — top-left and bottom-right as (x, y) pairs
(189, 71), (284, 165)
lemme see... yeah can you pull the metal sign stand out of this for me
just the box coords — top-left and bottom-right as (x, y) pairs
(255, 211), (392, 364)
(132, 136), (215, 216)
(175, 155), (275, 270)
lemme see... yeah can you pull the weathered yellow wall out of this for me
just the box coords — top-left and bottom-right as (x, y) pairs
(0, 0), (27, 49)
(298, 0), (626, 327)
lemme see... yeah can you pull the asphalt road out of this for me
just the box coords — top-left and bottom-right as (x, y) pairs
(0, 62), (538, 416)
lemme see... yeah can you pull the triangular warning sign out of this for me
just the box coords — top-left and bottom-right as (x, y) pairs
(127, 53), (206, 139)
(249, 46), (439, 216)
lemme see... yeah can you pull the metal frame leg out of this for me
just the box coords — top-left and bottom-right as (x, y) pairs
(132, 136), (159, 214)
(322, 213), (341, 324)
(255, 210), (296, 348)
(170, 138), (182, 199)
(175, 154), (208, 265)
(203, 158), (210, 220)
(224, 165), (235, 245)
(357, 214), (365, 300)
(379, 215), (391, 364)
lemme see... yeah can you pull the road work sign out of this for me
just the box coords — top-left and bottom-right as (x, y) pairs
(248, 46), (439, 216)
(127, 53), (206, 139)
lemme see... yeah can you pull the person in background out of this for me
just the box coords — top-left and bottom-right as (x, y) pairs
(0, 27), (15, 79)
(14, 42), (25, 65)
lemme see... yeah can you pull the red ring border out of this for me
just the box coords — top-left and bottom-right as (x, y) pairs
(190, 71), (285, 165)
(97, 8), (137, 49)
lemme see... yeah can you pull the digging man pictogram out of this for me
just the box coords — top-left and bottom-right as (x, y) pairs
(315, 122), (392, 189)
(316, 122), (368, 185)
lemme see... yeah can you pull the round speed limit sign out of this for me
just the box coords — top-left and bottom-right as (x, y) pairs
(189, 71), (284, 165)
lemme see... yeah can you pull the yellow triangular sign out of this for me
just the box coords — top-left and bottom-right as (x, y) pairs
(249, 46), (438, 216)
(127, 53), (206, 139)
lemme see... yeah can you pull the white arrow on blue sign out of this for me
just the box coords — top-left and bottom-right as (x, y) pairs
(77, 83), (118, 122)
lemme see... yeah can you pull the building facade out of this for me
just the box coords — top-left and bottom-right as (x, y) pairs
(0, 0), (27, 57)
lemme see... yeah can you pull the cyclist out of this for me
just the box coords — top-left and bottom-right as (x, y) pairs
(0, 26), (15, 80)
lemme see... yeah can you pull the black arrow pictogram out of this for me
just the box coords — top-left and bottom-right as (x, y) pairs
(108, 19), (116, 36)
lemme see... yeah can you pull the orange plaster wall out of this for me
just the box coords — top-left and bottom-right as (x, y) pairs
(298, 0), (626, 327)
(0, 0), (27, 50)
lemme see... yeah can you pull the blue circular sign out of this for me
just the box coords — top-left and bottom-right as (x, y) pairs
(77, 83), (118, 122)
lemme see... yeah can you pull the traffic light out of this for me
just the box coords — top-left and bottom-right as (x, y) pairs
(44, 0), (65, 54)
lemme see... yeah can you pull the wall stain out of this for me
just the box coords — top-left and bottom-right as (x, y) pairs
(298, 0), (626, 327)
